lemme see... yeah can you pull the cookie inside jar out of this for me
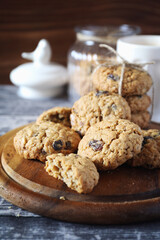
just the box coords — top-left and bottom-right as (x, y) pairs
(67, 25), (141, 101)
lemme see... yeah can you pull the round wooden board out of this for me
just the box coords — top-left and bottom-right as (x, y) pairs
(0, 123), (160, 224)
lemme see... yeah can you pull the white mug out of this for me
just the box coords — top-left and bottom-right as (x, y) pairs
(117, 35), (160, 123)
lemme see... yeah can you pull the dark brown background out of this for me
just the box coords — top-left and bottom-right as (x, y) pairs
(0, 0), (160, 84)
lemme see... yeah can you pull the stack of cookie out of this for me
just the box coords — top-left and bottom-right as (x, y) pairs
(14, 117), (99, 194)
(13, 88), (160, 194)
(92, 64), (153, 128)
(125, 95), (151, 129)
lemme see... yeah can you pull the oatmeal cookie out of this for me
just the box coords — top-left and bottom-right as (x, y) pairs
(14, 122), (81, 162)
(131, 111), (150, 129)
(78, 119), (143, 170)
(36, 107), (71, 127)
(92, 65), (152, 96)
(128, 129), (160, 169)
(125, 95), (151, 113)
(70, 91), (131, 136)
(70, 57), (114, 96)
(45, 153), (99, 194)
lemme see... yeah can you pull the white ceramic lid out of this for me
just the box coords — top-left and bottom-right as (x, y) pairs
(10, 62), (68, 88)
(10, 39), (68, 88)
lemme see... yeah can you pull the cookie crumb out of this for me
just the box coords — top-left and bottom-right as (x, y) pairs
(59, 196), (66, 200)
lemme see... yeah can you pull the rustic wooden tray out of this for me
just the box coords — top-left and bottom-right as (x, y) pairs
(0, 123), (160, 224)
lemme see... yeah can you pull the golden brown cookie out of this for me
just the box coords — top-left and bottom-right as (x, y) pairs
(70, 91), (131, 136)
(92, 65), (152, 96)
(131, 111), (150, 129)
(128, 129), (160, 169)
(70, 57), (114, 96)
(45, 153), (99, 194)
(78, 119), (143, 170)
(125, 95), (151, 113)
(36, 107), (71, 127)
(14, 122), (81, 162)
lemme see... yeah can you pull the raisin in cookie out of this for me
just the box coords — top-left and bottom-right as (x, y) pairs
(45, 153), (99, 194)
(125, 95), (151, 113)
(70, 91), (131, 136)
(14, 122), (81, 162)
(131, 111), (150, 129)
(78, 119), (143, 170)
(92, 65), (152, 96)
(36, 107), (71, 127)
(128, 129), (160, 169)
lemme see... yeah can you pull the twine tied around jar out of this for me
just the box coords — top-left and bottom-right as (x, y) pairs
(94, 43), (154, 119)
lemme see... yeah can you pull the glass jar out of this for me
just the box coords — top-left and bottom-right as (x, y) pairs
(67, 24), (141, 100)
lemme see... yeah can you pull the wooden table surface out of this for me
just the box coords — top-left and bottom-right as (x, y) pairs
(1, 85), (160, 240)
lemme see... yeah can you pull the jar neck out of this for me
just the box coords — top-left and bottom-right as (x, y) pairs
(76, 33), (117, 46)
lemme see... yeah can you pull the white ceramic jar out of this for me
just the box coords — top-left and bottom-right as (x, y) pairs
(117, 35), (160, 123)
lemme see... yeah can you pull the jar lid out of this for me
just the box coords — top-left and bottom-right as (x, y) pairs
(75, 24), (141, 37)
(10, 39), (68, 99)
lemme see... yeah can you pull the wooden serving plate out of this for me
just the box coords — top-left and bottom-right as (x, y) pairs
(0, 123), (160, 224)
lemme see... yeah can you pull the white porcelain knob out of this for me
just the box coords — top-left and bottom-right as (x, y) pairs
(21, 39), (52, 65)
